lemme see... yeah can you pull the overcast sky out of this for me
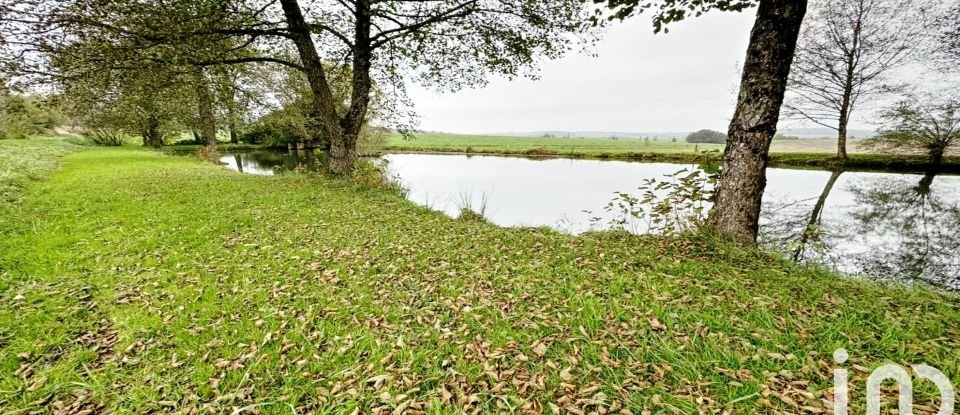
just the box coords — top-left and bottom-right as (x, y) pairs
(406, 11), (759, 134)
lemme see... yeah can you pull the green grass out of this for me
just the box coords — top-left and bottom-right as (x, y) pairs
(0, 136), (84, 208)
(386, 132), (725, 156)
(388, 133), (960, 171)
(1, 138), (959, 414)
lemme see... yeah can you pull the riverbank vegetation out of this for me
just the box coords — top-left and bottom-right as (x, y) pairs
(385, 132), (960, 172)
(2, 0), (960, 412)
(2, 139), (958, 414)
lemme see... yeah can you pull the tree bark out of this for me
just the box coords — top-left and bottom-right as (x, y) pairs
(837, 120), (849, 159)
(227, 95), (239, 144)
(708, 0), (807, 245)
(195, 72), (217, 147)
(142, 113), (163, 148)
(836, 18), (860, 160)
(929, 145), (945, 167)
(279, 0), (372, 176)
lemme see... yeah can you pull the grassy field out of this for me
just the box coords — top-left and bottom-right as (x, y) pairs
(386, 132), (960, 172)
(384, 133), (872, 155)
(0, 136), (83, 208)
(386, 133), (726, 155)
(2, 138), (959, 414)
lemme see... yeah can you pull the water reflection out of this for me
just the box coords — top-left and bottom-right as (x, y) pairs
(220, 150), (323, 175)
(846, 173), (959, 289)
(221, 151), (960, 290)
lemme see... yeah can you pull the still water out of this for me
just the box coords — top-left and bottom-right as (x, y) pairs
(221, 151), (960, 290)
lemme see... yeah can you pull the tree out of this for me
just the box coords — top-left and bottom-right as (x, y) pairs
(595, 0), (807, 244)
(684, 129), (727, 144)
(6, 0), (594, 175)
(785, 0), (927, 159)
(866, 95), (959, 167)
(49, 37), (198, 147)
(934, 1), (960, 76)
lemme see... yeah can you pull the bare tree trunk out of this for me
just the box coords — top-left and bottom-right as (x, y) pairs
(793, 169), (842, 261)
(708, 0), (807, 245)
(195, 72), (217, 147)
(929, 145), (945, 167)
(837, 120), (849, 159)
(836, 20), (859, 160)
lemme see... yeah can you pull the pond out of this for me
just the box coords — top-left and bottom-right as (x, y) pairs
(221, 150), (960, 290)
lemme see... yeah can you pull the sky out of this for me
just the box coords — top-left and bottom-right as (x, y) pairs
(405, 10), (759, 135)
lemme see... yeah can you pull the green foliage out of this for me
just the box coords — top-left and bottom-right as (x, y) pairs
(82, 129), (127, 146)
(2, 143), (958, 414)
(685, 129), (727, 144)
(239, 111), (311, 146)
(0, 88), (62, 139)
(349, 159), (405, 194)
(593, 0), (757, 32)
(597, 158), (719, 234)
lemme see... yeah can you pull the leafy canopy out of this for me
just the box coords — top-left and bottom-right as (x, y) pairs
(592, 0), (757, 32)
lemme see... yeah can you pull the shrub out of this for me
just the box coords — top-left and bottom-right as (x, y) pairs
(685, 129), (727, 144)
(83, 129), (126, 146)
(351, 159), (406, 194)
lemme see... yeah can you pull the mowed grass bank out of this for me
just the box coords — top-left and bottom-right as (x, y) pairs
(1, 140), (959, 414)
(0, 136), (83, 207)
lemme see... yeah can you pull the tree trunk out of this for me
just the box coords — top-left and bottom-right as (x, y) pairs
(142, 113), (163, 148)
(793, 169), (842, 261)
(837, 122), (848, 159)
(227, 107), (239, 145)
(708, 0), (807, 245)
(195, 72), (217, 147)
(929, 146), (945, 167)
(279, 0), (352, 175)
(836, 19), (860, 161)
(279, 0), (372, 176)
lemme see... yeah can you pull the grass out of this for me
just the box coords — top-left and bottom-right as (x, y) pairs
(0, 136), (84, 208)
(386, 133), (725, 155)
(387, 132), (960, 172)
(1, 137), (959, 414)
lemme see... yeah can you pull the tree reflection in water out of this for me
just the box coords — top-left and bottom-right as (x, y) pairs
(763, 169), (960, 290)
(761, 169), (844, 266)
(846, 171), (960, 289)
